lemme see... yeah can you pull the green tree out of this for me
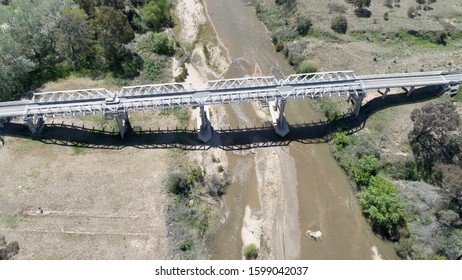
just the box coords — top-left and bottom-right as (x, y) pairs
(352, 155), (381, 187)
(94, 6), (135, 66)
(0, 32), (36, 100)
(0, 0), (74, 100)
(360, 175), (405, 239)
(57, 7), (94, 68)
(331, 15), (348, 34)
(3, 0), (75, 68)
(408, 102), (461, 182)
(140, 0), (172, 31)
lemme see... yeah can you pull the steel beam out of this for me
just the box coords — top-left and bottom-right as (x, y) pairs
(378, 88), (390, 99)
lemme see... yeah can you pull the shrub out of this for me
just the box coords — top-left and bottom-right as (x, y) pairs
(351, 155), (381, 187)
(180, 239), (193, 251)
(432, 30), (447, 45)
(298, 60), (318, 74)
(360, 175), (406, 239)
(331, 15), (348, 34)
(407, 7), (416, 18)
(320, 101), (341, 122)
(140, 0), (172, 31)
(295, 16), (312, 36)
(208, 173), (231, 197)
(332, 131), (350, 151)
(243, 244), (259, 260)
(167, 173), (192, 197)
(383, 12), (389, 21)
(143, 32), (175, 56)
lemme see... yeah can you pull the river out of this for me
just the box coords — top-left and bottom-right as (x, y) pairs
(204, 0), (398, 259)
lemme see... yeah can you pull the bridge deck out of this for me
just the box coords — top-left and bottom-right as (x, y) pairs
(0, 71), (460, 120)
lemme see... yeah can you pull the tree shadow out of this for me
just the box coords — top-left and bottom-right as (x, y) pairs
(1, 85), (447, 151)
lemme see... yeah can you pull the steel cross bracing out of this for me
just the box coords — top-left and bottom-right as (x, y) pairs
(118, 82), (195, 97)
(281, 71), (357, 85)
(206, 76), (280, 90)
(0, 70), (460, 121)
(32, 88), (114, 103)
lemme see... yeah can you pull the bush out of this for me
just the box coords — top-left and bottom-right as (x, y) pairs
(180, 239), (193, 251)
(407, 7), (416, 18)
(320, 101), (341, 122)
(383, 12), (389, 21)
(208, 173), (231, 197)
(332, 131), (350, 151)
(295, 16), (312, 36)
(360, 175), (406, 239)
(243, 244), (259, 260)
(140, 0), (172, 31)
(298, 60), (318, 74)
(143, 32), (175, 56)
(351, 155), (381, 187)
(331, 15), (348, 34)
(167, 173), (192, 197)
(432, 30), (447, 45)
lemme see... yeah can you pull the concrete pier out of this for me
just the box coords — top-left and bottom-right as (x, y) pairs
(197, 105), (212, 142)
(26, 117), (45, 137)
(114, 112), (129, 139)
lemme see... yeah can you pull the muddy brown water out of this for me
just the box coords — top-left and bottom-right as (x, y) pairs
(205, 0), (398, 259)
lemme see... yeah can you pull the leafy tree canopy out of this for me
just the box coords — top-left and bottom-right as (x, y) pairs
(360, 175), (406, 239)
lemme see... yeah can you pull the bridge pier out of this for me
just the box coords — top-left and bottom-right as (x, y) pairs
(378, 88), (390, 99)
(114, 112), (129, 139)
(350, 95), (364, 117)
(26, 117), (45, 137)
(198, 105), (212, 142)
(274, 99), (289, 137)
(403, 86), (415, 97)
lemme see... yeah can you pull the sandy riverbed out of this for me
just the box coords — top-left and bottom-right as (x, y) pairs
(174, 0), (303, 259)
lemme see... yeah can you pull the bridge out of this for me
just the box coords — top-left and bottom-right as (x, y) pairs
(0, 70), (460, 142)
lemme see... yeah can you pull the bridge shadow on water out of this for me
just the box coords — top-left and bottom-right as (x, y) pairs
(1, 86), (445, 151)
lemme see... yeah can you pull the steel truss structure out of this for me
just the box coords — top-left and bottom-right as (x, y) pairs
(0, 70), (458, 122)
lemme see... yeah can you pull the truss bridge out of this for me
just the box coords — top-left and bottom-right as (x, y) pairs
(0, 70), (460, 142)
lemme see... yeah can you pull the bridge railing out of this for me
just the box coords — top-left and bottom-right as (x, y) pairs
(32, 88), (113, 103)
(358, 71), (443, 80)
(118, 82), (195, 97)
(206, 76), (280, 90)
(285, 82), (365, 99)
(282, 71), (356, 86)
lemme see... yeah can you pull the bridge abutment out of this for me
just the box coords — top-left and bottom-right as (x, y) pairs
(274, 99), (289, 137)
(198, 105), (212, 142)
(114, 112), (129, 139)
(26, 117), (45, 137)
